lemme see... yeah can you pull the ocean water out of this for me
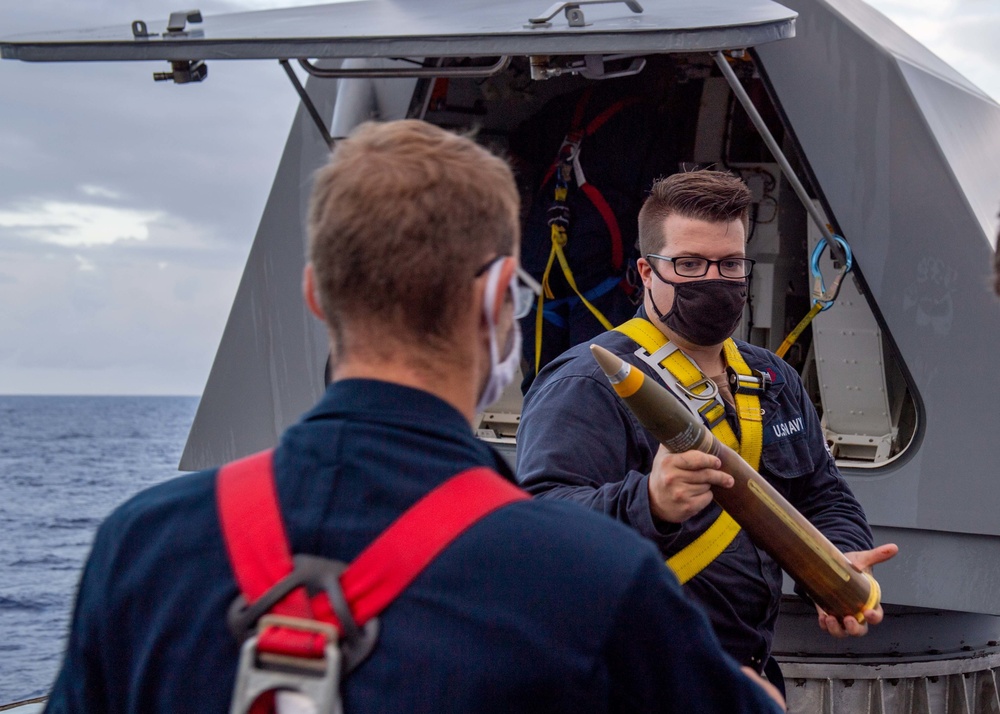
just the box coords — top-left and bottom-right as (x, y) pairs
(0, 395), (199, 704)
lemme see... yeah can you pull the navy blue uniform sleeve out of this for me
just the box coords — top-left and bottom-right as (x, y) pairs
(516, 371), (681, 550)
(605, 548), (783, 713)
(44, 524), (114, 713)
(764, 360), (874, 556)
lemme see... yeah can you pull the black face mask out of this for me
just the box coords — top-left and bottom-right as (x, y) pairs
(650, 278), (748, 346)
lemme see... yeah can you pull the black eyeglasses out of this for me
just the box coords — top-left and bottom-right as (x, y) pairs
(646, 254), (756, 279)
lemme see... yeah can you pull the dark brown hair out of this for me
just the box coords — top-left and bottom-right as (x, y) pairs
(638, 170), (752, 256)
(307, 120), (519, 355)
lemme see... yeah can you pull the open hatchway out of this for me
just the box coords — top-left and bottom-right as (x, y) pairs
(412, 53), (922, 473)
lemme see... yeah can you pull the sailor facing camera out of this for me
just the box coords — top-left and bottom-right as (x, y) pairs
(517, 170), (898, 693)
(45, 122), (784, 713)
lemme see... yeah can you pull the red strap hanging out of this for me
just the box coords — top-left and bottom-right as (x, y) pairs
(537, 91), (641, 274)
(583, 96), (640, 136)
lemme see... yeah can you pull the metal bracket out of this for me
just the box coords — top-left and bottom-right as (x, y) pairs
(166, 9), (203, 34)
(131, 20), (157, 39)
(526, 0), (643, 29)
(279, 57), (510, 148)
(580, 54), (645, 79)
(152, 60), (207, 84)
(296, 56), (510, 79)
(529, 54), (645, 81)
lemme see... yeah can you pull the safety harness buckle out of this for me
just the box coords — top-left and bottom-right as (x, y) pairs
(697, 398), (728, 430)
(632, 345), (730, 431)
(229, 615), (342, 714)
(677, 376), (719, 402)
(227, 554), (380, 675)
(557, 131), (583, 164)
(218, 455), (528, 714)
(555, 132), (587, 187)
(726, 366), (771, 397)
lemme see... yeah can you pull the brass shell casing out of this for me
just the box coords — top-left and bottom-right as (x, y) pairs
(590, 344), (878, 621)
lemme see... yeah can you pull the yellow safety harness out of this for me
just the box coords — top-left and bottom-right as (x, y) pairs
(614, 317), (764, 584)
(536, 201), (615, 374)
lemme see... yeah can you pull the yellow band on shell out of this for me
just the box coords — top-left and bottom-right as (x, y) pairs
(854, 572), (881, 623)
(612, 363), (645, 398)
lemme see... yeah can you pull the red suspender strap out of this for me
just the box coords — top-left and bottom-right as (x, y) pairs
(339, 466), (528, 625)
(217, 450), (327, 663)
(217, 450), (302, 610)
(217, 450), (529, 654)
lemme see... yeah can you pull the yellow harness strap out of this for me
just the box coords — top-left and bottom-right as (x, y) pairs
(614, 318), (763, 584)
(534, 199), (615, 374)
(775, 301), (823, 359)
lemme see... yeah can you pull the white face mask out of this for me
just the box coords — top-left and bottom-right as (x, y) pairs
(476, 258), (522, 413)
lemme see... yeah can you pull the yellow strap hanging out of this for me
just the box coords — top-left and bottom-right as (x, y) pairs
(775, 302), (823, 359)
(534, 221), (614, 373)
(615, 317), (763, 584)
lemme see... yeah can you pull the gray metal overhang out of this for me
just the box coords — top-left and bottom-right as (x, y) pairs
(0, 0), (796, 63)
(755, 0), (1000, 614)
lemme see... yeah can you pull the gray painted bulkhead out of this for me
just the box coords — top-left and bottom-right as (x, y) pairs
(755, 0), (1000, 616)
(753, 2), (1000, 710)
(177, 68), (335, 470)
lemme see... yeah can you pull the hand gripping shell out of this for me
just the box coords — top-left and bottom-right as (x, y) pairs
(590, 344), (880, 622)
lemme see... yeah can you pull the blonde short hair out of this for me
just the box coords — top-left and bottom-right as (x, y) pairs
(307, 120), (519, 352)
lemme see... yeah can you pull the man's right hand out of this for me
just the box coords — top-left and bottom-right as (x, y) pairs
(647, 445), (734, 523)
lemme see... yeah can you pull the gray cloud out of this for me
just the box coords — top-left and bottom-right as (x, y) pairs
(866, 0), (1000, 102)
(0, 1), (302, 394)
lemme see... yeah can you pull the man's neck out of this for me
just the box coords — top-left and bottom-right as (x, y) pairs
(659, 323), (728, 376)
(332, 351), (480, 425)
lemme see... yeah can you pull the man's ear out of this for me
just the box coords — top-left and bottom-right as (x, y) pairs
(485, 257), (517, 325)
(303, 264), (325, 320)
(636, 257), (654, 290)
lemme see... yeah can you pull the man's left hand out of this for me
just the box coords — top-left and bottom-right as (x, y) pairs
(816, 543), (899, 638)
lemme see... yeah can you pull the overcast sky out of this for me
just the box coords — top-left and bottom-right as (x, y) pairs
(0, 0), (998, 396)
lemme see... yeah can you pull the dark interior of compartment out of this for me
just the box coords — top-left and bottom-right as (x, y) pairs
(416, 54), (916, 463)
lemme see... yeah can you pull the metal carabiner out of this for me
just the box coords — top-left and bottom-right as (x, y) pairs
(810, 234), (853, 311)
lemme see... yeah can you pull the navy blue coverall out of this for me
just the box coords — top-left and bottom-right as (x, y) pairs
(46, 379), (781, 714)
(516, 312), (874, 674)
